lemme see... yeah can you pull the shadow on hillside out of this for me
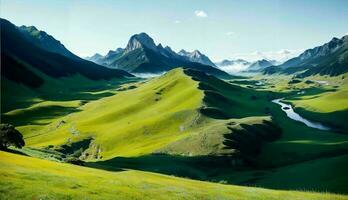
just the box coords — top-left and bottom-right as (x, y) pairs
(41, 90), (115, 102)
(183, 68), (281, 120)
(1, 106), (82, 126)
(88, 154), (244, 181)
(294, 107), (348, 133)
(88, 152), (348, 194)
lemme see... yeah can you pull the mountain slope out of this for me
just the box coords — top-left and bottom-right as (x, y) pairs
(18, 25), (80, 60)
(264, 35), (348, 77)
(1, 18), (132, 89)
(1, 18), (133, 114)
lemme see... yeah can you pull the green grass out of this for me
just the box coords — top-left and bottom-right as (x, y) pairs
(1, 151), (346, 200)
(284, 73), (348, 132)
(6, 69), (205, 159)
(2, 68), (348, 195)
(6, 68), (281, 160)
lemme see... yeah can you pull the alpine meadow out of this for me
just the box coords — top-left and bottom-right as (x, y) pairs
(1, 1), (348, 199)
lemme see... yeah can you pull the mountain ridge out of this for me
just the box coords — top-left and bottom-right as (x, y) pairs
(18, 25), (80, 60)
(85, 33), (228, 77)
(264, 35), (348, 77)
(1, 18), (133, 89)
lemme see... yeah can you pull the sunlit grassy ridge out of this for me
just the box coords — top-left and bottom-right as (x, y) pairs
(1, 151), (346, 200)
(7, 68), (279, 160)
(8, 69), (205, 159)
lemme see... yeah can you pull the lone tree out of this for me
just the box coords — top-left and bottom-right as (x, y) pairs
(0, 124), (25, 150)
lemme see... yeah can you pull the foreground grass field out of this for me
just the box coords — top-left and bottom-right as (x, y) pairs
(1, 151), (347, 200)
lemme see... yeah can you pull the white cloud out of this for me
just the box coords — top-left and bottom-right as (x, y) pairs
(174, 20), (181, 24)
(194, 10), (208, 18)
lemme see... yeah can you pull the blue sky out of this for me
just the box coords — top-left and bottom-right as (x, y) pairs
(1, 0), (347, 61)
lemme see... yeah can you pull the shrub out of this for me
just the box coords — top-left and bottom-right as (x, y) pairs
(0, 124), (25, 150)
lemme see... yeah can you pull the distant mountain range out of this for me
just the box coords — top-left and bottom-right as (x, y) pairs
(264, 35), (348, 77)
(215, 58), (276, 73)
(1, 18), (132, 88)
(86, 33), (229, 77)
(248, 59), (274, 72)
(177, 49), (217, 67)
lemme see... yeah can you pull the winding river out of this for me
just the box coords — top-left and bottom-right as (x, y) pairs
(272, 98), (330, 131)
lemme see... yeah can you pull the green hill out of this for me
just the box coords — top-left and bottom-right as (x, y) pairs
(4, 68), (277, 161)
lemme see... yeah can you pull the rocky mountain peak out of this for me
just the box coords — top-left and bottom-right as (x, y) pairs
(125, 32), (157, 53)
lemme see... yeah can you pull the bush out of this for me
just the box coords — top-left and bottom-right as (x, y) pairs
(64, 156), (84, 166)
(288, 79), (301, 84)
(0, 124), (25, 150)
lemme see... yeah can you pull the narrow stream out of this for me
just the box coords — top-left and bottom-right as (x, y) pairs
(272, 98), (330, 131)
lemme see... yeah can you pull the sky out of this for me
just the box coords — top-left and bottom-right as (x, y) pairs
(1, 0), (348, 62)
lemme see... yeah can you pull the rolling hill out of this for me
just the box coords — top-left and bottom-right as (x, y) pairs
(4, 68), (277, 161)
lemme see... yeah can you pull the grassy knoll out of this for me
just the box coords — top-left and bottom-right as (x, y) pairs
(1, 151), (346, 200)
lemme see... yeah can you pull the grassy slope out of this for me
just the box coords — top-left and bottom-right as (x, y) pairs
(1, 66), (129, 113)
(1, 151), (346, 200)
(8, 69), (205, 159)
(7, 68), (278, 160)
(286, 73), (348, 131)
